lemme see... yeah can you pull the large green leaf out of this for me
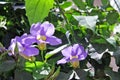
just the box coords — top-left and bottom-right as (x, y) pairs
(0, 60), (16, 72)
(25, 0), (54, 25)
(73, 15), (98, 31)
(14, 69), (33, 80)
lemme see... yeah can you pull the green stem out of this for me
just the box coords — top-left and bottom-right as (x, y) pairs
(41, 50), (44, 61)
(33, 61), (37, 70)
(55, 0), (69, 25)
(55, 0), (77, 44)
(70, 24), (77, 43)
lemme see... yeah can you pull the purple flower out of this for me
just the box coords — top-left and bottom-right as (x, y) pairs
(23, 21), (62, 50)
(57, 44), (87, 68)
(8, 33), (39, 59)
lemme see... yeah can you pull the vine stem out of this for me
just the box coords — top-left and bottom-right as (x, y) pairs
(55, 0), (69, 25)
(55, 0), (77, 43)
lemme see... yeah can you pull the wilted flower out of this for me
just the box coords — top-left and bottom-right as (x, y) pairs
(57, 44), (87, 68)
(93, 0), (103, 7)
(24, 21), (62, 50)
(8, 33), (39, 60)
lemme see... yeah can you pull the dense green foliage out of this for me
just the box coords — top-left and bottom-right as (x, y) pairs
(0, 0), (120, 80)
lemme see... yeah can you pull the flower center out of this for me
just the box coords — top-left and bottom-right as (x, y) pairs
(70, 55), (78, 60)
(38, 43), (46, 50)
(70, 60), (79, 69)
(70, 55), (79, 68)
(37, 35), (46, 41)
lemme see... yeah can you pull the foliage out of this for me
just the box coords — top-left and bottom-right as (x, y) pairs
(0, 0), (120, 80)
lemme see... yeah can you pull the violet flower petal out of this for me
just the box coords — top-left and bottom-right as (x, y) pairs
(61, 46), (72, 57)
(46, 36), (62, 45)
(41, 21), (55, 36)
(57, 57), (67, 64)
(21, 35), (36, 46)
(30, 23), (41, 35)
(22, 46), (39, 56)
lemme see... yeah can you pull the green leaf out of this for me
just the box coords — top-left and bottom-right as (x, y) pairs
(0, 42), (3, 47)
(106, 37), (116, 48)
(73, 15), (98, 31)
(106, 11), (119, 25)
(14, 69), (33, 80)
(72, 0), (86, 10)
(33, 64), (51, 80)
(44, 64), (55, 80)
(0, 60), (16, 72)
(45, 44), (69, 60)
(60, 1), (72, 9)
(49, 66), (61, 80)
(25, 61), (44, 72)
(105, 67), (120, 80)
(25, 0), (54, 25)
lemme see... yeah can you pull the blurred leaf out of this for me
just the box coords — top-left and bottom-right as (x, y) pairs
(0, 60), (16, 72)
(105, 67), (120, 80)
(110, 0), (120, 12)
(33, 64), (51, 80)
(75, 69), (88, 80)
(25, 0), (54, 25)
(114, 47), (120, 67)
(106, 11), (119, 25)
(45, 64), (55, 80)
(72, 0), (86, 10)
(45, 44), (69, 60)
(25, 61), (44, 72)
(49, 66), (61, 80)
(0, 16), (7, 30)
(60, 1), (72, 9)
(0, 42), (3, 47)
(73, 15), (98, 31)
(106, 37), (116, 48)
(14, 69), (33, 80)
(56, 72), (71, 80)
(113, 24), (120, 34)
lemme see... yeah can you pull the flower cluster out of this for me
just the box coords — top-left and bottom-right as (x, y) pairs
(8, 21), (62, 60)
(8, 21), (87, 68)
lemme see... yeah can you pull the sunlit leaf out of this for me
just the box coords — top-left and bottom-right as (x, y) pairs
(25, 0), (54, 25)
(25, 61), (44, 71)
(73, 15), (98, 31)
(60, 1), (72, 9)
